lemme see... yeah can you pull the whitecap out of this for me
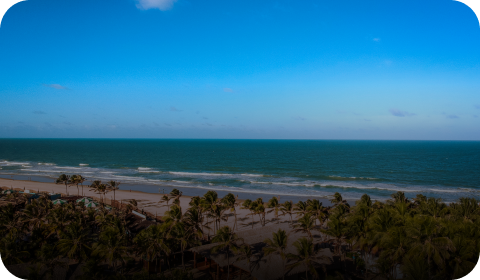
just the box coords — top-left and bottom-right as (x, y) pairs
(429, 188), (458, 193)
(240, 173), (264, 177)
(138, 167), (152, 171)
(169, 171), (226, 176)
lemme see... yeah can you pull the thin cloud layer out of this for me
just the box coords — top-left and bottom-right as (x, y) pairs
(33, 110), (47, 115)
(43, 84), (68, 90)
(446, 115), (459, 119)
(170, 106), (182, 112)
(135, 0), (177, 11)
(389, 109), (415, 117)
(223, 88), (233, 93)
(293, 116), (306, 121)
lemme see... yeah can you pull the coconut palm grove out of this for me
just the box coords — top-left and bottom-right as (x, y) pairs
(0, 174), (479, 280)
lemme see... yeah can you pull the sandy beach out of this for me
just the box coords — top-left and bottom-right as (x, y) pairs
(0, 178), (303, 235)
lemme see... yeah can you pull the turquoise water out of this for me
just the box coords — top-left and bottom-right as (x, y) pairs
(0, 139), (479, 202)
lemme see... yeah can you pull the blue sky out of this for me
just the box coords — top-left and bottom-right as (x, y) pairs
(0, 0), (479, 139)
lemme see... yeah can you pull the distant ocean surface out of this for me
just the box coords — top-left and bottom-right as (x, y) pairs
(0, 139), (479, 203)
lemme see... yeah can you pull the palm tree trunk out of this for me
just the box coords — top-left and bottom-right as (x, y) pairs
(182, 251), (185, 270)
(234, 209), (237, 231)
(227, 254), (230, 280)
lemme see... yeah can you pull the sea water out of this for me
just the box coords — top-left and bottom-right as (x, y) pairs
(0, 139), (479, 203)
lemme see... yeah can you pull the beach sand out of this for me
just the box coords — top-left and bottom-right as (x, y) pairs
(0, 178), (313, 235)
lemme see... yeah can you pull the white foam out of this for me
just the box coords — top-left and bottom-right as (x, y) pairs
(169, 171), (226, 176)
(4, 161), (30, 165)
(429, 188), (458, 193)
(54, 166), (83, 170)
(240, 173), (264, 177)
(138, 167), (152, 171)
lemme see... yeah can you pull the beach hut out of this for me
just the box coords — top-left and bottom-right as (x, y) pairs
(85, 201), (99, 208)
(190, 223), (335, 280)
(49, 193), (61, 201)
(76, 197), (93, 204)
(52, 199), (68, 205)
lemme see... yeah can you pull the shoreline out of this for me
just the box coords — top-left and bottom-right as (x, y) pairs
(0, 177), (331, 234)
(0, 174), (343, 206)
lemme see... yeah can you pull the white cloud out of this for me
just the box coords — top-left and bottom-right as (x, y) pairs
(43, 84), (68, 90)
(389, 109), (415, 117)
(223, 88), (233, 93)
(135, 0), (178, 11)
(293, 116), (306, 121)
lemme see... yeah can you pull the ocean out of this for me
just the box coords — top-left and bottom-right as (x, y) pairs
(0, 139), (479, 203)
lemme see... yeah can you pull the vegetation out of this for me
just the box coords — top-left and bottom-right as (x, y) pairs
(0, 174), (479, 280)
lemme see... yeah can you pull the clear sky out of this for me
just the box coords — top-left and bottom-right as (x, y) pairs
(0, 0), (479, 139)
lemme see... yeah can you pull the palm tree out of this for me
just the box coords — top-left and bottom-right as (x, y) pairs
(306, 199), (324, 226)
(451, 197), (479, 221)
(251, 198), (266, 226)
(294, 201), (308, 218)
(203, 190), (221, 235)
(389, 191), (408, 205)
(232, 244), (257, 280)
(280, 201), (295, 225)
(321, 217), (346, 255)
(294, 213), (316, 239)
(263, 229), (289, 280)
(92, 225), (130, 270)
(358, 194), (373, 207)
(89, 180), (103, 201)
(107, 180), (121, 202)
(210, 226), (244, 280)
(125, 199), (137, 214)
(401, 254), (430, 280)
(70, 175), (86, 196)
(184, 207), (207, 242)
(169, 188), (183, 200)
(171, 222), (200, 270)
(133, 224), (171, 273)
(57, 222), (93, 264)
(45, 206), (73, 238)
(56, 174), (71, 196)
(330, 192), (343, 205)
(405, 215), (455, 278)
(267, 196), (281, 224)
(159, 194), (171, 209)
(0, 228), (30, 265)
(421, 197), (448, 220)
(242, 199), (255, 229)
(286, 237), (331, 280)
(34, 243), (67, 279)
(222, 193), (239, 231)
